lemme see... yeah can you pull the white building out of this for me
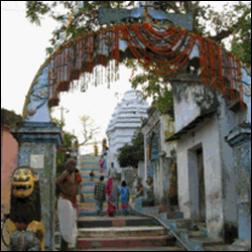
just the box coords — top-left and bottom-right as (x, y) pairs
(106, 90), (148, 173)
(167, 71), (251, 240)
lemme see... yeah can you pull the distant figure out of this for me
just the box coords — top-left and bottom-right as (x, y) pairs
(56, 159), (80, 251)
(120, 180), (130, 216)
(134, 180), (144, 209)
(94, 176), (106, 216)
(89, 170), (95, 181)
(98, 156), (105, 173)
(105, 176), (119, 217)
(136, 180), (144, 198)
(142, 176), (155, 207)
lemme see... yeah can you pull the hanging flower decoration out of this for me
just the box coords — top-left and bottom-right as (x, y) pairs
(48, 22), (244, 107)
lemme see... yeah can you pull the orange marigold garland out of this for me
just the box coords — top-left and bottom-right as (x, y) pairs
(47, 22), (244, 107)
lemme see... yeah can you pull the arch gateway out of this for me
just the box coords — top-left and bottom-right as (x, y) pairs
(12, 5), (250, 250)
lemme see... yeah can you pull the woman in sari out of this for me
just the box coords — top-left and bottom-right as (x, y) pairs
(105, 176), (119, 217)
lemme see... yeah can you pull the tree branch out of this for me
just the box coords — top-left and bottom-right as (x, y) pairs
(210, 29), (233, 42)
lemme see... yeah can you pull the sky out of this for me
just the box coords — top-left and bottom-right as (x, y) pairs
(1, 1), (248, 153)
(1, 1), (134, 153)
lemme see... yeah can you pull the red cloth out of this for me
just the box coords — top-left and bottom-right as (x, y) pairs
(75, 172), (82, 184)
(106, 177), (113, 196)
(121, 203), (128, 209)
(71, 171), (82, 209)
(106, 177), (116, 216)
(108, 202), (116, 217)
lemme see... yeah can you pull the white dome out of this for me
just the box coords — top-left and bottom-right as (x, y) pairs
(106, 89), (149, 171)
(106, 90), (148, 134)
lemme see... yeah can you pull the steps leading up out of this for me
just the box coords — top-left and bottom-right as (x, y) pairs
(76, 155), (184, 251)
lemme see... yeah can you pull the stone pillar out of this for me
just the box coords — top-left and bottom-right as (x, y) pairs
(225, 123), (251, 242)
(13, 122), (62, 250)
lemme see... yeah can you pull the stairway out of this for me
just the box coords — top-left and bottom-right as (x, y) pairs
(77, 155), (185, 251)
(77, 216), (184, 251)
(156, 216), (229, 251)
(79, 154), (106, 216)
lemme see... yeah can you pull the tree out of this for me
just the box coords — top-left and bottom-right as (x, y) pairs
(1, 108), (23, 129)
(78, 115), (100, 147)
(25, 1), (251, 106)
(231, 2), (251, 67)
(25, 1), (135, 54)
(52, 118), (78, 174)
(126, 1), (251, 111)
(118, 131), (144, 168)
(94, 143), (99, 156)
(25, 1), (250, 59)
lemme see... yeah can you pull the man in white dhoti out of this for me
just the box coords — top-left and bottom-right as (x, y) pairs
(56, 159), (80, 251)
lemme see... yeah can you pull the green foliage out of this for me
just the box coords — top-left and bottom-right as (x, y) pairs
(25, 1), (251, 103)
(153, 89), (174, 115)
(52, 118), (78, 174)
(25, 1), (135, 52)
(231, 2), (251, 67)
(118, 131), (144, 168)
(130, 69), (173, 115)
(1, 108), (23, 129)
(26, 1), (50, 25)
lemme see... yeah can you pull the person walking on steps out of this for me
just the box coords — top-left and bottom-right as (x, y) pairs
(106, 175), (119, 217)
(120, 180), (130, 216)
(94, 176), (106, 216)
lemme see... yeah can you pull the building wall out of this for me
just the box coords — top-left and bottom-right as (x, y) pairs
(142, 110), (176, 204)
(173, 83), (217, 133)
(1, 127), (18, 217)
(177, 116), (224, 238)
(217, 96), (240, 226)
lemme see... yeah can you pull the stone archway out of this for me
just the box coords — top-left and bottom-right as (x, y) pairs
(22, 22), (250, 124)
(15, 15), (251, 250)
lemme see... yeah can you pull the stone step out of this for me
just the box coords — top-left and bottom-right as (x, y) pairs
(78, 216), (159, 228)
(81, 175), (102, 180)
(79, 166), (99, 169)
(78, 226), (168, 238)
(81, 181), (95, 188)
(79, 202), (99, 209)
(80, 163), (99, 166)
(80, 198), (96, 203)
(82, 182), (96, 187)
(79, 209), (137, 217)
(82, 190), (95, 194)
(77, 235), (174, 249)
(204, 244), (235, 251)
(81, 171), (106, 176)
(80, 166), (100, 170)
(80, 162), (99, 166)
(76, 247), (185, 251)
(166, 219), (192, 229)
(81, 193), (95, 199)
(82, 186), (95, 192)
(176, 228), (207, 238)
(190, 237), (224, 246)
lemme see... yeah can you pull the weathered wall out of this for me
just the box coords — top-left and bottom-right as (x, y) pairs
(217, 96), (239, 226)
(142, 111), (176, 204)
(1, 127), (18, 217)
(137, 161), (145, 182)
(173, 82), (217, 133)
(177, 116), (224, 238)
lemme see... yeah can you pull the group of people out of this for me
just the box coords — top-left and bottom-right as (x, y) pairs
(56, 158), (130, 251)
(56, 157), (154, 251)
(94, 175), (130, 217)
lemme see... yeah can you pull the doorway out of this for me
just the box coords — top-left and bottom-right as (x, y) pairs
(188, 144), (206, 222)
